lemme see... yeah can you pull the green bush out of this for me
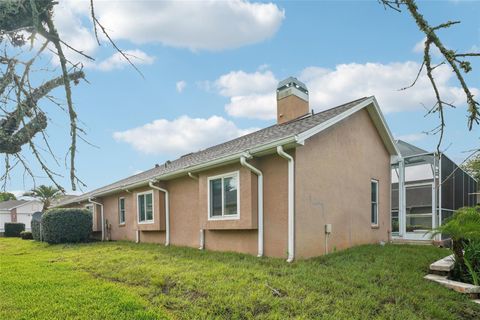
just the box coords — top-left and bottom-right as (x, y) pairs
(20, 231), (33, 240)
(31, 212), (42, 241)
(432, 206), (480, 284)
(41, 208), (92, 244)
(4, 223), (25, 237)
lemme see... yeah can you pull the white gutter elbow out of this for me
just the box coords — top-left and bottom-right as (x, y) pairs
(188, 172), (199, 180)
(276, 146), (295, 263)
(240, 156), (264, 258)
(88, 197), (104, 241)
(149, 180), (170, 246)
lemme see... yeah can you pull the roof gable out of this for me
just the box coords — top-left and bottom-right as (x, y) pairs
(57, 96), (398, 206)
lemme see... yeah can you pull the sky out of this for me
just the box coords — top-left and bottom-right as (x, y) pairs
(5, 0), (480, 196)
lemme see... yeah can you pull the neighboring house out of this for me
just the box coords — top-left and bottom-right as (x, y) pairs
(56, 77), (399, 260)
(0, 200), (43, 232)
(391, 140), (477, 242)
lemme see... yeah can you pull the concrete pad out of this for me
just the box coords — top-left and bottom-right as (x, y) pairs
(474, 300), (480, 305)
(425, 274), (480, 294)
(430, 254), (455, 272)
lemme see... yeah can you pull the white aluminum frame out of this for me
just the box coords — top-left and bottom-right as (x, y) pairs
(207, 171), (240, 221)
(137, 190), (154, 224)
(118, 197), (126, 225)
(371, 179), (379, 227)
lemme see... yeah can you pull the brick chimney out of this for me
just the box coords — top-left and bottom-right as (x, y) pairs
(276, 77), (309, 124)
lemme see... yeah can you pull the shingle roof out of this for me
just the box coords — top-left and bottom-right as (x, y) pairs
(58, 97), (370, 206)
(0, 200), (27, 210)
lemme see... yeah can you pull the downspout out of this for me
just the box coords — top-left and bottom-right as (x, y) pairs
(88, 198), (104, 241)
(277, 146), (295, 263)
(240, 155), (264, 258)
(188, 172), (204, 250)
(398, 158), (406, 238)
(149, 180), (170, 246)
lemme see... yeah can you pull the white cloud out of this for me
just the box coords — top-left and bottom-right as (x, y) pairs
(57, 1), (284, 52)
(212, 61), (479, 120)
(300, 62), (477, 114)
(214, 69), (278, 119)
(225, 93), (276, 120)
(113, 116), (257, 156)
(176, 80), (187, 93)
(215, 70), (277, 96)
(396, 133), (426, 143)
(95, 49), (155, 71)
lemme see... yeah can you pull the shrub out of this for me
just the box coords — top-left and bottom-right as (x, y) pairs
(432, 206), (480, 284)
(20, 231), (33, 240)
(4, 222), (25, 237)
(41, 208), (92, 244)
(31, 212), (43, 241)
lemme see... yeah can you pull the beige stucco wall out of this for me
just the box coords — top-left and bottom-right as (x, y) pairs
(295, 109), (391, 258)
(58, 108), (391, 260)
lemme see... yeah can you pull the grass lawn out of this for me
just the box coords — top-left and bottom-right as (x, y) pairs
(0, 238), (479, 319)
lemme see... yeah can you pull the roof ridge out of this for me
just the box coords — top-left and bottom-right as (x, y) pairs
(57, 96), (370, 206)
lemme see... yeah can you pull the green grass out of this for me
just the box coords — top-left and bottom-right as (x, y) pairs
(0, 238), (479, 319)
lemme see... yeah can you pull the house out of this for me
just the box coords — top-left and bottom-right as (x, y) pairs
(0, 200), (43, 232)
(391, 140), (477, 242)
(56, 77), (399, 260)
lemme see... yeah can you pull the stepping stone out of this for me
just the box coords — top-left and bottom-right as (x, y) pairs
(430, 254), (454, 272)
(425, 274), (480, 294)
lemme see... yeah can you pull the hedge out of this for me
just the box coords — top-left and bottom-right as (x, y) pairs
(31, 212), (42, 241)
(20, 231), (33, 240)
(41, 208), (92, 244)
(4, 222), (25, 237)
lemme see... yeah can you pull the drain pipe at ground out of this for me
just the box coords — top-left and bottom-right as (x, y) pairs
(88, 198), (104, 241)
(240, 155), (264, 258)
(277, 146), (295, 263)
(149, 180), (170, 246)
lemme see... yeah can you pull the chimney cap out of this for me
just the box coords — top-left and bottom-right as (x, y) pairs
(277, 77), (308, 95)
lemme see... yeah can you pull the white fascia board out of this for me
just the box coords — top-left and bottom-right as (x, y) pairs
(60, 135), (299, 205)
(297, 96), (400, 156)
(10, 200), (42, 211)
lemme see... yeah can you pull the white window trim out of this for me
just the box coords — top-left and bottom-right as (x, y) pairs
(118, 197), (126, 225)
(371, 179), (379, 227)
(137, 190), (155, 224)
(207, 171), (240, 221)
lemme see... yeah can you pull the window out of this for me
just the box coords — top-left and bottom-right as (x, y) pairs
(208, 172), (239, 219)
(371, 180), (379, 226)
(119, 197), (126, 225)
(137, 191), (154, 223)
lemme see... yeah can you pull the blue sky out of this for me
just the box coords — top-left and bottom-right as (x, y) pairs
(6, 0), (480, 195)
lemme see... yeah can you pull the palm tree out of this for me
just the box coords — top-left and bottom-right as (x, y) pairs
(24, 185), (62, 212)
(431, 207), (480, 282)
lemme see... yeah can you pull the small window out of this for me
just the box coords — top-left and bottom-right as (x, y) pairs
(137, 191), (154, 223)
(208, 172), (239, 219)
(119, 197), (126, 225)
(371, 180), (379, 226)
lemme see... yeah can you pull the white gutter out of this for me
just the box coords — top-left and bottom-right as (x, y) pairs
(240, 155), (264, 258)
(88, 198), (104, 241)
(57, 136), (299, 207)
(277, 146), (295, 263)
(148, 180), (170, 246)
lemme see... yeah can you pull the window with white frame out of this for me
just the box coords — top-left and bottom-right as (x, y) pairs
(208, 172), (239, 219)
(371, 179), (379, 226)
(119, 197), (126, 225)
(137, 191), (153, 223)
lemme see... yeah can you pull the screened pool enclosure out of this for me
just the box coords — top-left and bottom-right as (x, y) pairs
(391, 141), (477, 241)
